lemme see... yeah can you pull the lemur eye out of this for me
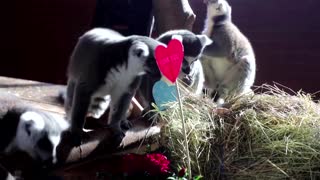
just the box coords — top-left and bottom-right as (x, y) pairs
(216, 4), (223, 11)
(185, 56), (195, 64)
(135, 48), (144, 57)
(191, 57), (199, 64)
(37, 135), (53, 152)
(25, 123), (32, 136)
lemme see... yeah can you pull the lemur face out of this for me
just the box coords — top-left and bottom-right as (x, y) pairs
(205, 0), (230, 17)
(181, 34), (212, 75)
(15, 111), (67, 164)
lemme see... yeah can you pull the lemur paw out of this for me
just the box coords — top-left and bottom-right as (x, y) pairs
(120, 119), (133, 130)
(109, 124), (125, 136)
(67, 129), (87, 147)
(110, 127), (126, 145)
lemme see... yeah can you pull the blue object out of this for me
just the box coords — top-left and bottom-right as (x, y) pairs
(152, 79), (178, 111)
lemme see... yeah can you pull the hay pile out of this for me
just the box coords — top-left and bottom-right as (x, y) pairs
(159, 84), (320, 179)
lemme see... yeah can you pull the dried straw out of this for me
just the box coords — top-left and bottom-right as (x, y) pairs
(159, 83), (320, 179)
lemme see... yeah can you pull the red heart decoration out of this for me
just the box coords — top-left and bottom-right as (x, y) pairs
(155, 39), (184, 84)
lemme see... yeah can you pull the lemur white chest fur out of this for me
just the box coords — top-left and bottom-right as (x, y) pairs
(203, 57), (233, 81)
(201, 0), (256, 104)
(88, 48), (146, 118)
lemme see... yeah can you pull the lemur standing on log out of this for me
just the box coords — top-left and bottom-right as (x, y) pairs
(64, 28), (163, 145)
(64, 28), (212, 145)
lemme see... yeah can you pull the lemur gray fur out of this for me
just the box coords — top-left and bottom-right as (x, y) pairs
(64, 28), (212, 145)
(135, 30), (212, 123)
(155, 30), (212, 95)
(0, 93), (69, 165)
(64, 28), (165, 145)
(201, 0), (256, 105)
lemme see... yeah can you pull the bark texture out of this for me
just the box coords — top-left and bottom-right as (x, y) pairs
(153, 0), (196, 34)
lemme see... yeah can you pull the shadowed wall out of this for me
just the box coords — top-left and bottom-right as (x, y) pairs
(5, 0), (320, 95)
(191, 0), (320, 96)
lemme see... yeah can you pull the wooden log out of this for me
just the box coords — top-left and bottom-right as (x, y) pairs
(152, 0), (196, 34)
(0, 76), (162, 179)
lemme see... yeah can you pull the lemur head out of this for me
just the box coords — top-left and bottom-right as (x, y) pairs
(156, 30), (212, 75)
(127, 40), (152, 77)
(204, 0), (232, 22)
(129, 36), (166, 78)
(13, 111), (69, 164)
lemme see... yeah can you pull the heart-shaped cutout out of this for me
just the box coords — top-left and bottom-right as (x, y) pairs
(152, 79), (178, 110)
(155, 39), (184, 84)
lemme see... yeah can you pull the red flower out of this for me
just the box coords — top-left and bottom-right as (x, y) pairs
(146, 153), (171, 174)
(178, 167), (186, 177)
(121, 153), (171, 176)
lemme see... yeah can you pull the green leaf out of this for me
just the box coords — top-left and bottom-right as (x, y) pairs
(193, 175), (203, 180)
(167, 177), (176, 180)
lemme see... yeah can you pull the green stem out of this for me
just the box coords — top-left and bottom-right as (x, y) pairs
(175, 81), (192, 179)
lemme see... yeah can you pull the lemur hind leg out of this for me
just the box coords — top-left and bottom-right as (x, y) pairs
(108, 76), (142, 137)
(65, 80), (76, 119)
(69, 82), (93, 146)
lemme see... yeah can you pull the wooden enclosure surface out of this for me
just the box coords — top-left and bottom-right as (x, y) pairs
(0, 76), (161, 179)
(0, 76), (65, 115)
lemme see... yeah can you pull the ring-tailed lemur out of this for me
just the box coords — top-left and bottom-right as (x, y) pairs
(0, 93), (69, 164)
(155, 30), (212, 95)
(65, 28), (212, 144)
(135, 30), (212, 123)
(201, 0), (256, 105)
(65, 28), (166, 145)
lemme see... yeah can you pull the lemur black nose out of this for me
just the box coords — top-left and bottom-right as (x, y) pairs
(182, 60), (191, 74)
(42, 157), (54, 167)
(182, 67), (191, 74)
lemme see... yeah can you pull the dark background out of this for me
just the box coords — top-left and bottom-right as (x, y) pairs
(5, 0), (320, 96)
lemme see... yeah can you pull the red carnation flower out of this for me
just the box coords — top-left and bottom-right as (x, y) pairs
(146, 153), (171, 174)
(121, 153), (171, 176)
(178, 167), (186, 177)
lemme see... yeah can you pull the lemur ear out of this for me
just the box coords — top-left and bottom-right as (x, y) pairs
(197, 35), (213, 46)
(24, 120), (33, 136)
(20, 111), (45, 135)
(172, 34), (183, 42)
(131, 42), (149, 58)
